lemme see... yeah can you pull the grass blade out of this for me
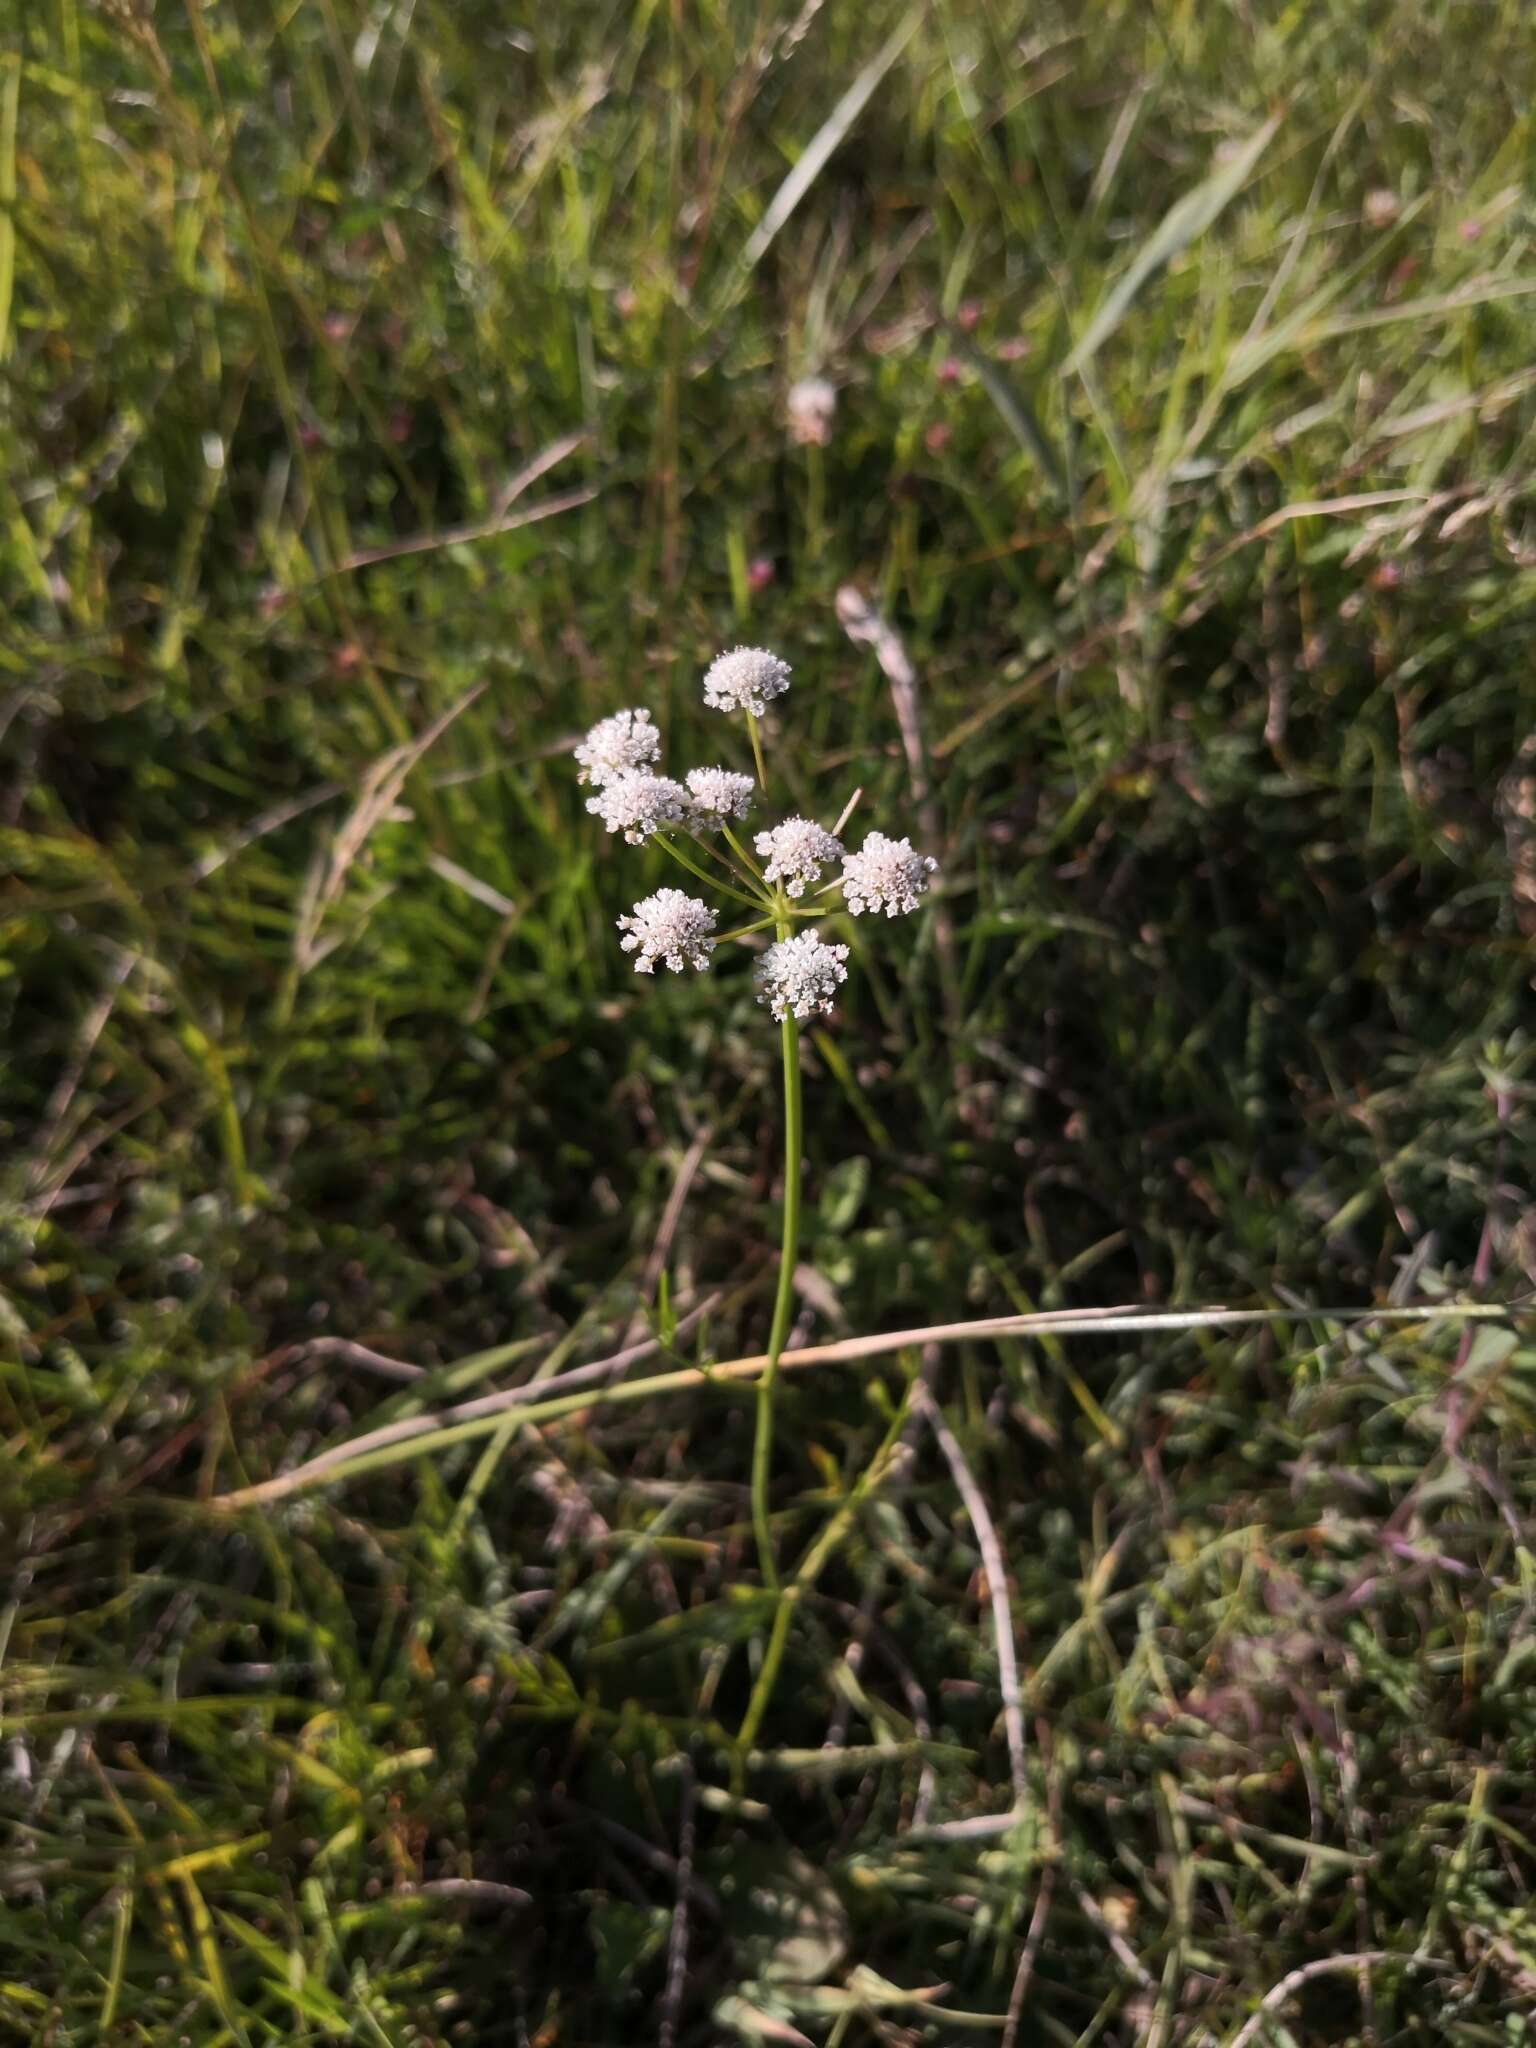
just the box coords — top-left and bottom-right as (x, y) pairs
(734, 12), (922, 280)
(1064, 112), (1282, 374)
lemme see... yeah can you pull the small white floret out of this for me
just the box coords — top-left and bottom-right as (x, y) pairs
(786, 376), (837, 447)
(754, 817), (844, 898)
(685, 766), (755, 826)
(702, 646), (792, 717)
(617, 889), (717, 974)
(839, 831), (938, 917)
(575, 707), (661, 787)
(586, 771), (689, 844)
(755, 930), (850, 1021)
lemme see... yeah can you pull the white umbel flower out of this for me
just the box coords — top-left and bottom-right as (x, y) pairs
(685, 766), (755, 825)
(702, 645), (792, 717)
(786, 375), (837, 447)
(755, 930), (850, 1021)
(617, 888), (717, 974)
(754, 817), (844, 898)
(574, 707), (661, 787)
(586, 770), (689, 844)
(839, 831), (938, 917)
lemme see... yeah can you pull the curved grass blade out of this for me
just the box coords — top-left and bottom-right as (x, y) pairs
(1064, 112), (1282, 375)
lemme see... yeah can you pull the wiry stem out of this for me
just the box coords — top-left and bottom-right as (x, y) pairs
(737, 1384), (911, 1754)
(720, 821), (767, 884)
(214, 1303), (1520, 1509)
(682, 823), (762, 890)
(745, 710), (768, 790)
(750, 979), (802, 1594)
(653, 833), (763, 910)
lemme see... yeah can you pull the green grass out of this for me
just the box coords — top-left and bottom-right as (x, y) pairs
(5, 0), (1536, 2040)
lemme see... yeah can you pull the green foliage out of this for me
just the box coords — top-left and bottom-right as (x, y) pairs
(4, 0), (1536, 2041)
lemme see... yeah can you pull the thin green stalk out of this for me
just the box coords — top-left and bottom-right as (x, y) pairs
(737, 1383), (913, 1752)
(746, 710), (768, 789)
(750, 996), (802, 1593)
(805, 439), (825, 564)
(654, 833), (763, 910)
(721, 820), (767, 883)
(682, 824), (767, 894)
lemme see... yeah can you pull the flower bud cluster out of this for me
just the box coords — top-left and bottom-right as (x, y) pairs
(578, 644), (936, 1018)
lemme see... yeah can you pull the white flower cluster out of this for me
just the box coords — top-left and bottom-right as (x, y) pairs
(754, 817), (843, 898)
(755, 931), (850, 1021)
(617, 888), (717, 974)
(703, 646), (792, 717)
(839, 831), (938, 918)
(574, 706), (661, 787)
(686, 766), (755, 825)
(586, 770), (688, 844)
(786, 375), (837, 448)
(578, 643), (936, 1017)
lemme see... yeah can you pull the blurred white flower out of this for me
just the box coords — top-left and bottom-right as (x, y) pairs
(685, 766), (755, 825)
(754, 817), (843, 898)
(839, 831), (938, 917)
(755, 930), (850, 1021)
(575, 707), (661, 787)
(617, 888), (717, 973)
(1364, 187), (1401, 228)
(786, 375), (837, 447)
(703, 646), (792, 717)
(586, 770), (689, 844)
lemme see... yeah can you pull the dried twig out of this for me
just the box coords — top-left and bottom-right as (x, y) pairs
(624, 1124), (714, 1347)
(657, 1759), (698, 2048)
(408, 1879), (531, 1910)
(290, 1336), (428, 1383)
(834, 584), (964, 1058)
(214, 1300), (1525, 1509)
(1002, 1864), (1056, 2048)
(218, 1294), (724, 1504)
(1228, 1952), (1444, 2048)
(26, 947), (138, 1193)
(292, 684), (486, 973)
(912, 1382), (1028, 1808)
(191, 783), (343, 881)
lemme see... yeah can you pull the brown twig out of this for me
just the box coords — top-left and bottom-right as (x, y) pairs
(212, 1299), (1526, 1509)
(1229, 1952), (1444, 2048)
(833, 584), (964, 1067)
(624, 1124), (714, 1348)
(912, 1382), (1028, 1809)
(657, 1760), (698, 2048)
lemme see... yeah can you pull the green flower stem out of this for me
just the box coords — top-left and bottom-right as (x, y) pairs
(750, 957), (802, 1596)
(683, 826), (768, 897)
(737, 1378), (913, 1754)
(721, 820), (767, 884)
(746, 710), (768, 790)
(654, 833), (763, 910)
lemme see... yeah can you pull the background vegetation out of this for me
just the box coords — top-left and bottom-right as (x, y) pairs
(5, 0), (1536, 2040)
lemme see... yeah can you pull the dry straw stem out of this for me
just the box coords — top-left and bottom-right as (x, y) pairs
(212, 1301), (1525, 1510)
(326, 431), (592, 579)
(834, 583), (962, 1035)
(913, 1382), (1028, 1808)
(1225, 1951), (1448, 2048)
(291, 683), (485, 973)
